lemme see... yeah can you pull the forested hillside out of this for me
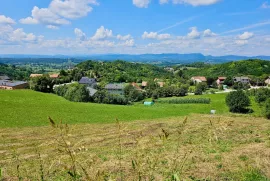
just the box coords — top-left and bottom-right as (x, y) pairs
(184, 59), (270, 78)
(0, 63), (32, 80)
(75, 60), (173, 82)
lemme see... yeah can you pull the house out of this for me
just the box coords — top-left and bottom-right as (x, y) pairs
(79, 77), (97, 87)
(142, 81), (148, 88)
(265, 77), (270, 85)
(216, 77), (227, 85)
(50, 73), (60, 79)
(157, 82), (165, 87)
(30, 74), (43, 78)
(0, 80), (28, 90)
(131, 82), (142, 91)
(233, 76), (250, 84)
(191, 76), (207, 84)
(86, 87), (98, 97)
(105, 83), (125, 95)
(0, 75), (11, 80)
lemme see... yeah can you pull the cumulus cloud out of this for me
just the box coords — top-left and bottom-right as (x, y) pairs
(19, 0), (98, 28)
(238, 32), (254, 40)
(117, 34), (132, 41)
(160, 0), (169, 4)
(235, 40), (248, 46)
(187, 27), (200, 39)
(203, 29), (216, 37)
(119, 39), (135, 47)
(49, 0), (98, 19)
(261, 1), (270, 8)
(142, 32), (171, 40)
(0, 25), (43, 44)
(74, 28), (87, 41)
(91, 26), (113, 40)
(172, 0), (221, 6)
(47, 25), (59, 29)
(133, 0), (151, 8)
(0, 15), (16, 25)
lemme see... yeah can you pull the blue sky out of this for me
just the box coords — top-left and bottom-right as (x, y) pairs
(0, 0), (270, 55)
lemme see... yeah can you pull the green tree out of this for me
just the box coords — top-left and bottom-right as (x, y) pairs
(226, 90), (251, 113)
(30, 75), (54, 93)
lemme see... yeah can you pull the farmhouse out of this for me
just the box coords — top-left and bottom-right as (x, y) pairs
(79, 77), (97, 87)
(216, 77), (227, 85)
(30, 74), (43, 78)
(141, 81), (148, 88)
(49, 74), (60, 78)
(0, 75), (10, 80)
(86, 87), (98, 96)
(105, 83), (125, 95)
(157, 82), (165, 87)
(0, 80), (28, 90)
(131, 82), (142, 91)
(233, 76), (250, 84)
(265, 77), (270, 85)
(191, 76), (207, 84)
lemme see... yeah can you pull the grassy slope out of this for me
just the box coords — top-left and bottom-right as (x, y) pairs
(0, 90), (261, 128)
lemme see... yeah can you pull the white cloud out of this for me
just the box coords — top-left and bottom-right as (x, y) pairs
(91, 26), (113, 40)
(142, 32), (171, 40)
(187, 27), (200, 39)
(47, 25), (59, 29)
(0, 25), (43, 44)
(238, 32), (254, 40)
(119, 39), (135, 47)
(133, 0), (151, 8)
(203, 29), (216, 37)
(222, 21), (270, 34)
(49, 0), (98, 19)
(117, 34), (132, 41)
(19, 17), (39, 24)
(160, 0), (169, 4)
(172, 0), (221, 6)
(0, 15), (16, 25)
(261, 1), (270, 8)
(20, 0), (98, 27)
(235, 40), (248, 46)
(74, 28), (87, 41)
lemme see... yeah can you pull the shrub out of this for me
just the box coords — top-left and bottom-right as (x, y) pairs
(255, 88), (270, 104)
(158, 98), (211, 104)
(226, 90), (251, 113)
(264, 99), (270, 119)
(194, 83), (207, 95)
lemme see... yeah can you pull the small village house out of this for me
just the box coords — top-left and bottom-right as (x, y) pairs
(216, 77), (227, 85)
(141, 81), (148, 88)
(86, 87), (98, 96)
(30, 74), (43, 78)
(79, 77), (97, 87)
(0, 75), (11, 80)
(157, 82), (165, 87)
(191, 76), (207, 84)
(49, 73), (60, 79)
(233, 76), (250, 84)
(105, 83), (125, 95)
(0, 80), (28, 90)
(265, 77), (270, 85)
(131, 82), (142, 91)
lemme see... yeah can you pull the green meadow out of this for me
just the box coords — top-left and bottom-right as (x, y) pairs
(0, 90), (261, 128)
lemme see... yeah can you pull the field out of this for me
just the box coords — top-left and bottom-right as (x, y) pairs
(0, 90), (269, 180)
(0, 90), (262, 128)
(0, 115), (269, 180)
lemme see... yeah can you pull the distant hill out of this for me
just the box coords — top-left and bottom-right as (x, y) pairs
(184, 59), (270, 78)
(1, 53), (270, 64)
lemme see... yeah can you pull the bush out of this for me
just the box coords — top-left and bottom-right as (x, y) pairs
(158, 98), (211, 104)
(194, 83), (207, 95)
(255, 88), (270, 104)
(226, 90), (251, 113)
(264, 99), (270, 119)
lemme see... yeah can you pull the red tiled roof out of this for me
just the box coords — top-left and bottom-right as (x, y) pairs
(192, 76), (207, 81)
(50, 74), (60, 78)
(30, 74), (43, 78)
